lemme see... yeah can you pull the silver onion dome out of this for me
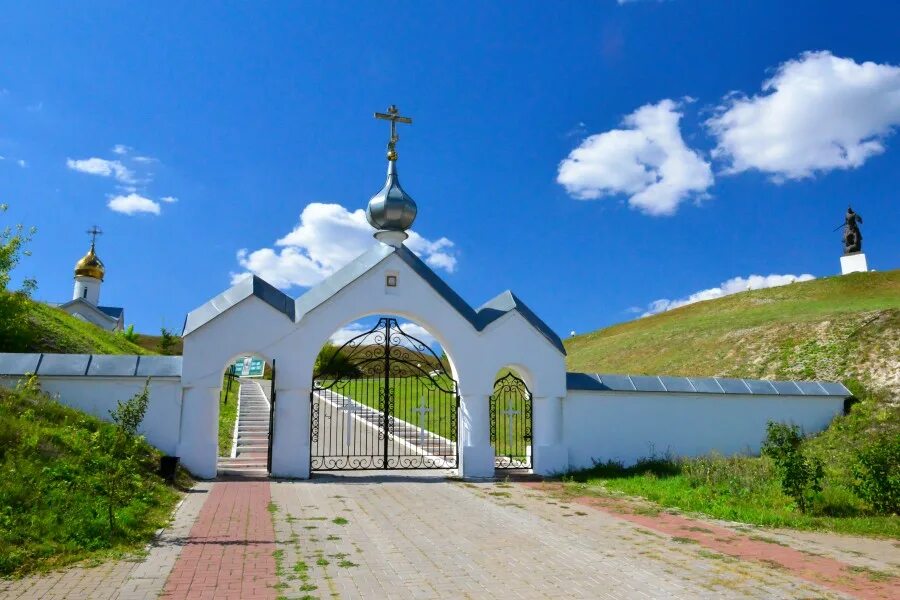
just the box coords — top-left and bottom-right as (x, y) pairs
(366, 160), (417, 232)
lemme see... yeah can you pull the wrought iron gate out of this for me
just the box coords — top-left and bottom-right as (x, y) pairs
(310, 317), (458, 470)
(490, 372), (533, 469)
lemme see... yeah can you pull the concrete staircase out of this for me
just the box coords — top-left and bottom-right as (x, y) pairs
(217, 380), (270, 478)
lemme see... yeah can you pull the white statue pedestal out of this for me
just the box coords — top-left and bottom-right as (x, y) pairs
(840, 252), (868, 275)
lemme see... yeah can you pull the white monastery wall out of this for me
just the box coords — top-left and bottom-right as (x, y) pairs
(562, 390), (845, 471)
(0, 374), (181, 456)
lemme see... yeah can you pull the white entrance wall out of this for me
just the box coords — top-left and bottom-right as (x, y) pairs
(0, 350), (849, 480)
(0, 353), (183, 456)
(180, 244), (567, 479)
(563, 390), (845, 471)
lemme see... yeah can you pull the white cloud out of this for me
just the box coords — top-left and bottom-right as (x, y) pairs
(231, 202), (458, 289)
(642, 273), (815, 316)
(707, 51), (900, 180)
(112, 144), (130, 155)
(160, 196), (178, 203)
(67, 157), (135, 184)
(107, 193), (161, 216)
(557, 99), (713, 216)
(16, 159), (26, 168)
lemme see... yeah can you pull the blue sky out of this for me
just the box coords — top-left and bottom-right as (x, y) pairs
(2, 1), (898, 339)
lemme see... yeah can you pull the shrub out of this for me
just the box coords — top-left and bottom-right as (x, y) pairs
(762, 421), (824, 513)
(157, 327), (177, 355)
(121, 324), (139, 343)
(851, 435), (899, 514)
(83, 381), (152, 533)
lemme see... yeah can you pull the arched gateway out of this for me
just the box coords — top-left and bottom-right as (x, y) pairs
(176, 106), (569, 479)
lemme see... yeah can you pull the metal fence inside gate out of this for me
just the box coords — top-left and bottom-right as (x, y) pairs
(490, 372), (533, 469)
(310, 318), (458, 470)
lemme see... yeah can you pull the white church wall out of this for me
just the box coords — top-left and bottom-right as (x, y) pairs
(0, 375), (182, 456)
(561, 390), (845, 471)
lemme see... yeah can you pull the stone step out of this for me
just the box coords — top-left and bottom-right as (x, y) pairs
(237, 443), (269, 456)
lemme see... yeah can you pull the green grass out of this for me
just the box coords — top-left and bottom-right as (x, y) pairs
(563, 448), (899, 537)
(0, 293), (152, 354)
(565, 270), (900, 386)
(322, 376), (458, 440)
(218, 374), (239, 456)
(0, 385), (188, 577)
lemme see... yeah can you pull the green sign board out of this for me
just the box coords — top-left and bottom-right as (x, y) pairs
(232, 356), (264, 378)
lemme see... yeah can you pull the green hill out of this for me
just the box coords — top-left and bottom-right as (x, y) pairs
(563, 270), (898, 535)
(0, 293), (151, 355)
(565, 270), (899, 395)
(0, 384), (186, 576)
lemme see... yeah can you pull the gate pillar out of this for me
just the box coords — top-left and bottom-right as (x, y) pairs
(177, 385), (219, 479)
(270, 387), (311, 479)
(460, 393), (495, 479)
(532, 396), (568, 475)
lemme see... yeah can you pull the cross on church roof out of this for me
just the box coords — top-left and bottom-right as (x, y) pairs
(374, 105), (412, 161)
(86, 225), (103, 247)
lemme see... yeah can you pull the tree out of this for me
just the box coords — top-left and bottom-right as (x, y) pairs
(761, 421), (824, 513)
(87, 380), (151, 535)
(157, 327), (177, 355)
(0, 204), (37, 349)
(0, 204), (37, 294)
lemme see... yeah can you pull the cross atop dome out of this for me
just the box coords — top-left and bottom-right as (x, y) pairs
(86, 225), (103, 248)
(366, 105), (418, 247)
(374, 104), (412, 162)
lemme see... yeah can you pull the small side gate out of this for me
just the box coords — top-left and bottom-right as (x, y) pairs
(310, 317), (459, 470)
(490, 372), (532, 469)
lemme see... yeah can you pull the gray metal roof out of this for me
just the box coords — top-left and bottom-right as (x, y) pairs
(183, 243), (567, 354)
(182, 275), (295, 336)
(566, 372), (850, 397)
(0, 353), (181, 378)
(98, 306), (124, 319)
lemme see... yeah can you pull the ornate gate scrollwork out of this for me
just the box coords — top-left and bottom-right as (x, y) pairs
(490, 372), (533, 469)
(310, 317), (459, 470)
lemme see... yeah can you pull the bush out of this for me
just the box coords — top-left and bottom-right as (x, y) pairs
(121, 324), (139, 343)
(852, 435), (899, 514)
(762, 421), (824, 513)
(157, 327), (178, 355)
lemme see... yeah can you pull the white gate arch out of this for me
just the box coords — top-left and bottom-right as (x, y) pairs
(179, 243), (567, 479)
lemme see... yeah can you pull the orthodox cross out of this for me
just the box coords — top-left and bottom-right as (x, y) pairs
(86, 225), (103, 248)
(501, 399), (520, 447)
(413, 397), (433, 449)
(374, 104), (412, 161)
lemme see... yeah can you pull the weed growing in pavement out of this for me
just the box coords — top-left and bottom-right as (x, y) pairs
(332, 517), (349, 525)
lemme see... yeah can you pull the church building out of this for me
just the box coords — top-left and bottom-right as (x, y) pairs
(55, 229), (125, 331)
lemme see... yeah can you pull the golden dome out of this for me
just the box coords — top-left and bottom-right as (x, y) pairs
(74, 243), (105, 281)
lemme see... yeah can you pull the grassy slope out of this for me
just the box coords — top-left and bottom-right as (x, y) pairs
(0, 386), (187, 577)
(0, 294), (150, 354)
(218, 374), (239, 456)
(565, 270), (899, 392)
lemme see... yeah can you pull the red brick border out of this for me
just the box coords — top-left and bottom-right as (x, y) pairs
(525, 482), (898, 600)
(161, 482), (277, 600)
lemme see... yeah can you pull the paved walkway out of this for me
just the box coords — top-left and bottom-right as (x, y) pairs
(266, 472), (855, 599)
(3, 473), (897, 599)
(160, 481), (276, 600)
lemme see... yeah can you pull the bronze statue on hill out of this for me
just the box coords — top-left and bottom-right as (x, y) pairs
(842, 206), (863, 254)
